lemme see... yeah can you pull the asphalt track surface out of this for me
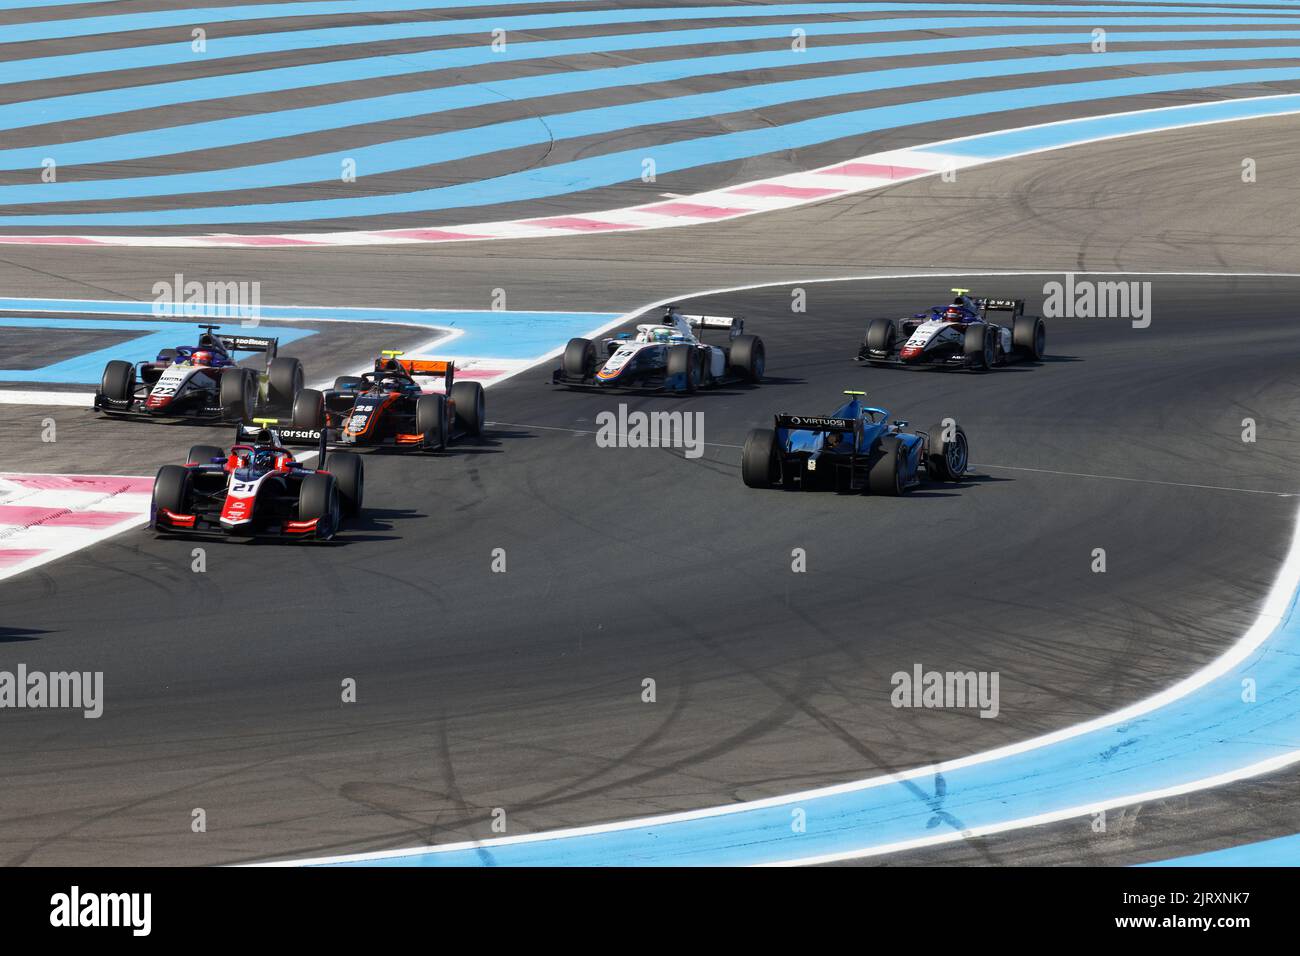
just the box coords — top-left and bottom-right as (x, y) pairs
(2, 4), (1300, 867)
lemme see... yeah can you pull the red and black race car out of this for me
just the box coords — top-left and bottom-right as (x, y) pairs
(284, 351), (484, 452)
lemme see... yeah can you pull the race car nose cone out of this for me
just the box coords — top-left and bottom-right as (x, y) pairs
(145, 394), (171, 408)
(899, 346), (922, 360)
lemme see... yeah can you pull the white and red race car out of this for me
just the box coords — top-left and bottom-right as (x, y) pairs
(857, 289), (1046, 370)
(151, 420), (362, 542)
(554, 306), (765, 392)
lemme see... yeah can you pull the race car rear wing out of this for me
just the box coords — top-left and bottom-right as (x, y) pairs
(235, 419), (327, 459)
(979, 298), (1023, 316)
(683, 314), (745, 338)
(396, 358), (455, 390)
(775, 414), (857, 433)
(205, 326), (279, 368)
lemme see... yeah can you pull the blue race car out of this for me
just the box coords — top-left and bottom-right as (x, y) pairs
(740, 390), (968, 494)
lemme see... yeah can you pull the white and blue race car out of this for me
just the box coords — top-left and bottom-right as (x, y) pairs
(856, 289), (1045, 370)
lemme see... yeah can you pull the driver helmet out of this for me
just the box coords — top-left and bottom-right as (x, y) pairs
(191, 349), (213, 367)
(652, 328), (674, 343)
(252, 450), (276, 472)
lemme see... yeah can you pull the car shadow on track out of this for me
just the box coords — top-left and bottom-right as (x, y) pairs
(0, 627), (47, 643)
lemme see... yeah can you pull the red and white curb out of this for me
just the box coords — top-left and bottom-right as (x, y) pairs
(0, 148), (956, 249)
(0, 473), (152, 582)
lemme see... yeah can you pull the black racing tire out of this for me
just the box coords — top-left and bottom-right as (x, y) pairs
(327, 452), (363, 517)
(292, 388), (325, 429)
(926, 421), (969, 482)
(728, 334), (765, 383)
(298, 472), (339, 537)
(695, 347), (711, 387)
(268, 357), (304, 408)
(1013, 314), (1046, 361)
(741, 428), (780, 489)
(416, 393), (447, 450)
(866, 437), (905, 496)
(152, 465), (191, 519)
(100, 360), (135, 401)
(563, 337), (596, 379)
(187, 444), (224, 466)
(333, 375), (363, 392)
(666, 345), (698, 392)
(863, 318), (897, 354)
(219, 367), (256, 421)
(963, 324), (996, 371)
(449, 380), (485, 436)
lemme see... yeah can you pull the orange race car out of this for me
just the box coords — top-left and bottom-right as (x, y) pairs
(286, 351), (484, 452)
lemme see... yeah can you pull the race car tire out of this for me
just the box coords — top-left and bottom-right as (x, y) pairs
(563, 338), (597, 379)
(268, 357), (304, 408)
(450, 380), (485, 436)
(696, 347), (711, 387)
(741, 428), (780, 488)
(220, 368), (256, 421)
(152, 465), (191, 517)
(863, 319), (896, 355)
(867, 437), (905, 496)
(100, 360), (135, 401)
(728, 334), (765, 382)
(1013, 314), (1046, 361)
(416, 393), (447, 450)
(666, 345), (697, 392)
(926, 421), (969, 482)
(963, 324), (996, 370)
(298, 472), (339, 538)
(327, 452), (364, 516)
(332, 375), (363, 392)
(292, 388), (325, 429)
(187, 444), (225, 466)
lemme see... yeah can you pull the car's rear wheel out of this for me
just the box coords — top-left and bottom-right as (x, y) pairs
(268, 357), (304, 408)
(416, 393), (447, 450)
(728, 334), (765, 382)
(292, 388), (325, 429)
(563, 337), (596, 379)
(867, 437), (905, 496)
(963, 324), (996, 370)
(926, 421), (968, 481)
(220, 368), (256, 420)
(187, 444), (224, 466)
(449, 380), (485, 436)
(298, 472), (339, 538)
(327, 452), (363, 516)
(100, 360), (135, 401)
(741, 428), (780, 488)
(1013, 314), (1046, 360)
(666, 345), (698, 392)
(152, 465), (191, 522)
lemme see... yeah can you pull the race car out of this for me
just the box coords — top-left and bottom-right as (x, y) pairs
(150, 418), (363, 541)
(856, 289), (1046, 370)
(94, 324), (305, 422)
(741, 390), (968, 495)
(553, 305), (764, 392)
(285, 351), (484, 452)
